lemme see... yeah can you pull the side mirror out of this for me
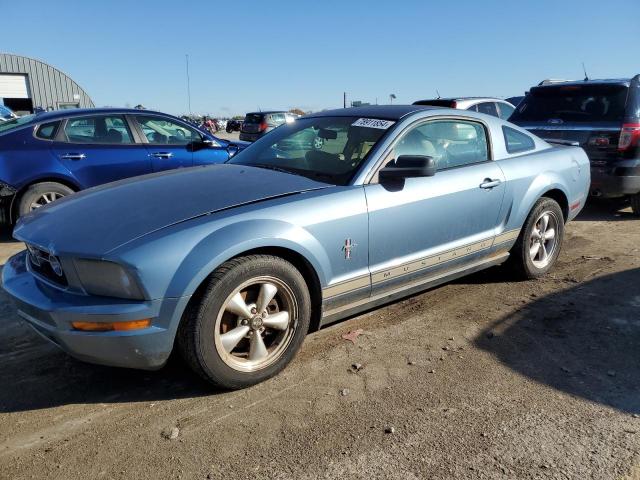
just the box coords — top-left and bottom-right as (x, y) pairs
(379, 155), (436, 182)
(201, 138), (215, 147)
(227, 144), (240, 158)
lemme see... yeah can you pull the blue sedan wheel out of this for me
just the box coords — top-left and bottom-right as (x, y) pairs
(18, 182), (74, 216)
(177, 255), (311, 389)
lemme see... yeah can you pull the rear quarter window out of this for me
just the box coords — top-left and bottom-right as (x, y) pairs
(35, 121), (60, 140)
(503, 126), (536, 154)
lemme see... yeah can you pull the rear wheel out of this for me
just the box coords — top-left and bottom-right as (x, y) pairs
(630, 193), (640, 216)
(510, 197), (565, 279)
(17, 182), (74, 217)
(177, 255), (311, 389)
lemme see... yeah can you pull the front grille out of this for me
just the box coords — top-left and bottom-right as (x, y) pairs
(27, 246), (68, 287)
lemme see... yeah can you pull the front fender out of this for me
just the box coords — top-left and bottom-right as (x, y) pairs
(115, 217), (332, 301)
(168, 219), (330, 299)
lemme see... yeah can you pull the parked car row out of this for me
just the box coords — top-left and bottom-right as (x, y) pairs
(0, 74), (637, 390)
(3, 102), (591, 388)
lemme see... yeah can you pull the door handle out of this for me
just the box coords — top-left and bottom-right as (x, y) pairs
(150, 152), (173, 159)
(59, 153), (86, 160)
(479, 178), (502, 189)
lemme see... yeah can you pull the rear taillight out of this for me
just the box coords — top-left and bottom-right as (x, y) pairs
(259, 121), (268, 131)
(618, 123), (640, 151)
(451, 101), (457, 108)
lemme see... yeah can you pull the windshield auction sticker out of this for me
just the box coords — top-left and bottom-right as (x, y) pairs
(352, 118), (395, 129)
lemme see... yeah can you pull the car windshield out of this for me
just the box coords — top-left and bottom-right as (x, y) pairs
(229, 116), (393, 185)
(0, 105), (15, 120)
(510, 84), (628, 123)
(0, 114), (35, 134)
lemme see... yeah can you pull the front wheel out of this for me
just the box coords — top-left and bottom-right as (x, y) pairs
(17, 182), (74, 217)
(510, 197), (565, 279)
(177, 255), (311, 389)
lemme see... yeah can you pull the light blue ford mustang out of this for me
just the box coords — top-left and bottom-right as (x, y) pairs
(2, 105), (590, 389)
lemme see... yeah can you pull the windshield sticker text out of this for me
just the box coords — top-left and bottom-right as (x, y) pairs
(351, 118), (395, 129)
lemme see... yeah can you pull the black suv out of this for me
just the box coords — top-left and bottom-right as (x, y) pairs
(510, 76), (640, 215)
(239, 111), (297, 142)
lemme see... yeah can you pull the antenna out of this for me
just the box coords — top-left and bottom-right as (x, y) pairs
(582, 62), (589, 81)
(185, 54), (192, 115)
(436, 89), (441, 99)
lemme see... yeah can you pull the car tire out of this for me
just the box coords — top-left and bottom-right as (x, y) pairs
(510, 197), (565, 279)
(177, 254), (311, 389)
(17, 182), (74, 217)
(630, 193), (640, 216)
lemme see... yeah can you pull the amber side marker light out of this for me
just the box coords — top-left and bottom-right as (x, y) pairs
(71, 319), (152, 332)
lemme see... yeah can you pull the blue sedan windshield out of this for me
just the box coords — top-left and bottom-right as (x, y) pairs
(230, 116), (392, 185)
(0, 114), (35, 134)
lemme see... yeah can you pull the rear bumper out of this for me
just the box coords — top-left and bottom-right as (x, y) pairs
(1, 251), (191, 370)
(590, 164), (640, 198)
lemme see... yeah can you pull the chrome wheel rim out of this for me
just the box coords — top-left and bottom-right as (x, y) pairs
(30, 192), (63, 211)
(214, 276), (297, 372)
(529, 211), (559, 268)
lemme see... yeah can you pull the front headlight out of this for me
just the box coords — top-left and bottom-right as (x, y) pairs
(74, 259), (146, 300)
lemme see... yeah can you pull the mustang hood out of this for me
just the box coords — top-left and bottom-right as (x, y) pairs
(14, 165), (329, 256)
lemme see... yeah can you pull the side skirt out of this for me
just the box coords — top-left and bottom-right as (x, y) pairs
(319, 251), (509, 328)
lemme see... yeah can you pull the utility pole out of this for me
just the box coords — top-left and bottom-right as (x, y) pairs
(185, 54), (192, 115)
(343, 92), (346, 108)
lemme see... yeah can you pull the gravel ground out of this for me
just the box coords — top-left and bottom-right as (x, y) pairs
(0, 200), (639, 480)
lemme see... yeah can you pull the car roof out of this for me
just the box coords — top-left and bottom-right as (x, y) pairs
(245, 111), (288, 115)
(414, 97), (509, 103)
(30, 107), (179, 123)
(534, 78), (633, 89)
(305, 105), (438, 121)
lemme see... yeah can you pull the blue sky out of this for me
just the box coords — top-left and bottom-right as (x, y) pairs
(2, 0), (638, 116)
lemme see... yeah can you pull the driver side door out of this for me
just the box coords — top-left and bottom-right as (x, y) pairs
(132, 115), (196, 171)
(364, 117), (506, 297)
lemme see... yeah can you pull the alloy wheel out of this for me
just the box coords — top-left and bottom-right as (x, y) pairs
(213, 276), (297, 372)
(30, 192), (64, 211)
(529, 210), (559, 269)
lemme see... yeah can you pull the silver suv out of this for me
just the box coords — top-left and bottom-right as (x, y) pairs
(239, 111), (298, 142)
(413, 97), (515, 120)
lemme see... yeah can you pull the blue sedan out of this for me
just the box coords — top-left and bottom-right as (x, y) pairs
(0, 108), (247, 221)
(2, 105), (590, 389)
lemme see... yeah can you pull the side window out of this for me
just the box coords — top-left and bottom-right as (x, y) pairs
(135, 116), (202, 145)
(466, 104), (478, 112)
(270, 113), (285, 124)
(63, 115), (133, 144)
(476, 102), (499, 117)
(503, 126), (536, 154)
(497, 102), (515, 120)
(35, 121), (60, 140)
(391, 120), (489, 170)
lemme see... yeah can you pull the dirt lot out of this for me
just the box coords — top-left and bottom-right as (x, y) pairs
(0, 200), (639, 480)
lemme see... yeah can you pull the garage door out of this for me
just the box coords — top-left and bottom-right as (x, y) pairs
(0, 74), (29, 99)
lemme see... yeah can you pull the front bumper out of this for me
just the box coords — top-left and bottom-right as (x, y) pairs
(1, 251), (191, 370)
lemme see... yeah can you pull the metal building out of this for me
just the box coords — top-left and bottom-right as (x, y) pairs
(0, 53), (94, 115)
